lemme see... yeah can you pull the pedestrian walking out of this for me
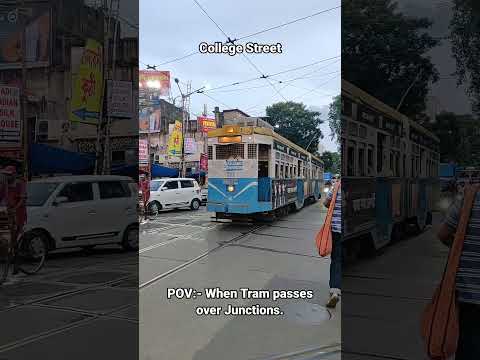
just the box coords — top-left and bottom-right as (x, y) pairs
(315, 177), (341, 309)
(423, 184), (480, 359)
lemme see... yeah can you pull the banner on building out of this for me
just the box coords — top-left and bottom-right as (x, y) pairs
(167, 120), (183, 156)
(139, 70), (170, 96)
(0, 7), (51, 69)
(139, 109), (149, 132)
(0, 86), (21, 147)
(69, 39), (103, 124)
(107, 80), (132, 118)
(198, 116), (216, 133)
(149, 109), (161, 132)
(139, 138), (148, 164)
(184, 138), (197, 154)
(200, 153), (208, 171)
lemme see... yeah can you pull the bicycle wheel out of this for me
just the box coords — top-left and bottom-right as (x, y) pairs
(17, 231), (47, 275)
(0, 231), (11, 284)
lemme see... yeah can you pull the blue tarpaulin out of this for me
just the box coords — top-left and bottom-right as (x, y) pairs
(29, 143), (95, 175)
(151, 164), (178, 178)
(323, 172), (332, 181)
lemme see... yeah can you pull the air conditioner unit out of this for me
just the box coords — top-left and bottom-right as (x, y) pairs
(36, 119), (49, 142)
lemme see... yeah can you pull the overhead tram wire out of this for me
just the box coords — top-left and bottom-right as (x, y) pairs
(191, 0), (288, 101)
(141, 5), (341, 68)
(201, 55), (340, 93)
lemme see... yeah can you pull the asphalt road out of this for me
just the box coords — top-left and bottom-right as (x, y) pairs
(140, 202), (340, 360)
(342, 213), (448, 359)
(0, 243), (138, 359)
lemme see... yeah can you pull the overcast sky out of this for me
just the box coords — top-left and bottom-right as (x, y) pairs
(140, 0), (341, 152)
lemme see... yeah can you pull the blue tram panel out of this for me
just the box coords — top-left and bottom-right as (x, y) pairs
(206, 119), (324, 218)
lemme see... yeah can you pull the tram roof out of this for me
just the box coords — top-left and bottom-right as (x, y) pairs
(208, 125), (323, 164)
(342, 79), (439, 143)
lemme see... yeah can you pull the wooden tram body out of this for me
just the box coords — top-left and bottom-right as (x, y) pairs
(206, 117), (323, 219)
(342, 80), (440, 250)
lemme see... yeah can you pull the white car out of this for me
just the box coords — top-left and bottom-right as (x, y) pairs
(201, 185), (208, 203)
(147, 178), (202, 214)
(26, 175), (138, 252)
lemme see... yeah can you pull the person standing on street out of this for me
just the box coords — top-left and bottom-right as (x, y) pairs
(438, 185), (480, 358)
(323, 177), (341, 308)
(140, 174), (150, 219)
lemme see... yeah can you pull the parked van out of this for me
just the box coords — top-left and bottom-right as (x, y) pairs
(26, 175), (138, 252)
(147, 178), (202, 214)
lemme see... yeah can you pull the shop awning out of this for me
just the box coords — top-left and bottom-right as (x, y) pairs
(151, 164), (178, 178)
(29, 143), (95, 175)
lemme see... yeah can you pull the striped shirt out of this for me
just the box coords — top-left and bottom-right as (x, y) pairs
(326, 186), (341, 233)
(445, 192), (480, 304)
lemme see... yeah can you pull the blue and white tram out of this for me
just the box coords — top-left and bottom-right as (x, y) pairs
(206, 118), (324, 220)
(342, 80), (440, 253)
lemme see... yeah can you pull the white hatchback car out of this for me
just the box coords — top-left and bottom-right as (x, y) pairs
(26, 175), (139, 252)
(147, 178), (202, 214)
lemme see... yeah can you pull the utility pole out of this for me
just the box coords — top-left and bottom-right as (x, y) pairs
(103, 0), (120, 174)
(174, 79), (204, 178)
(20, 1), (29, 180)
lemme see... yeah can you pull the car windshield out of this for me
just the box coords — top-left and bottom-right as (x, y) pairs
(27, 182), (59, 206)
(150, 181), (164, 191)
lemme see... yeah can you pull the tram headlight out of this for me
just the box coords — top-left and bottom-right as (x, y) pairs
(227, 185), (235, 192)
(323, 187), (329, 193)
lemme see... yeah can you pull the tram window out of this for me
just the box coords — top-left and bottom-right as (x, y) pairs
(359, 125), (367, 138)
(367, 147), (374, 175)
(347, 145), (355, 176)
(248, 144), (257, 159)
(208, 146), (213, 160)
(377, 133), (384, 173)
(216, 143), (244, 159)
(358, 147), (366, 176)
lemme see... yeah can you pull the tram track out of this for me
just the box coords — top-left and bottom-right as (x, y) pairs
(250, 343), (341, 360)
(139, 224), (266, 289)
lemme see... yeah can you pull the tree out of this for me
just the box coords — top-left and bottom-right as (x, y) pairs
(450, 0), (480, 115)
(343, 0), (439, 120)
(265, 101), (323, 152)
(321, 151), (340, 174)
(328, 95), (341, 144)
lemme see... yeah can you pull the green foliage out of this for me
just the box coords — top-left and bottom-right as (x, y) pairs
(321, 151), (341, 174)
(343, 0), (439, 120)
(427, 112), (480, 166)
(328, 95), (341, 144)
(265, 101), (323, 152)
(451, 0), (480, 115)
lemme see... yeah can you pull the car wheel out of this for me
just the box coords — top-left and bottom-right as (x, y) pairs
(148, 201), (161, 215)
(122, 224), (139, 251)
(190, 198), (201, 210)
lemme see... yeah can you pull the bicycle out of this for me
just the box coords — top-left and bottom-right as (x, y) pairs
(0, 214), (47, 285)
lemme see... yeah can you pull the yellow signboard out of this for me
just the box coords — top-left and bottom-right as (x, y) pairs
(168, 120), (183, 156)
(70, 39), (103, 124)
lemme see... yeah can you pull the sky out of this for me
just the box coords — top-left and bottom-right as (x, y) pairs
(139, 0), (341, 152)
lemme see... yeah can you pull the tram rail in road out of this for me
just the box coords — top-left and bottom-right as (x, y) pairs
(139, 224), (266, 289)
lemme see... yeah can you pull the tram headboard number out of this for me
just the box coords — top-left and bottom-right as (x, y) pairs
(224, 160), (244, 172)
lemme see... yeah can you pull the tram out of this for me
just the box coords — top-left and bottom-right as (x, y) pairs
(206, 117), (323, 220)
(342, 80), (440, 252)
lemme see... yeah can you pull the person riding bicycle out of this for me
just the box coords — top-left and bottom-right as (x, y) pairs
(2, 165), (26, 274)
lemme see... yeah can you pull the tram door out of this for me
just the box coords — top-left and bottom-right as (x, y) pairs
(258, 144), (270, 178)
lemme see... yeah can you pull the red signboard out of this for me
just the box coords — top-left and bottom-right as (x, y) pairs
(198, 116), (216, 133)
(139, 70), (170, 96)
(200, 153), (208, 171)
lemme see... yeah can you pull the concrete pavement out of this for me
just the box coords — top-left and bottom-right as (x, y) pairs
(140, 203), (340, 360)
(342, 214), (448, 359)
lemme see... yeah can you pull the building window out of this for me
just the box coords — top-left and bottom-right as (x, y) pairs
(208, 145), (213, 160)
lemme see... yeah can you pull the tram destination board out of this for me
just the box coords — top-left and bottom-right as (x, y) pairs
(343, 178), (376, 239)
